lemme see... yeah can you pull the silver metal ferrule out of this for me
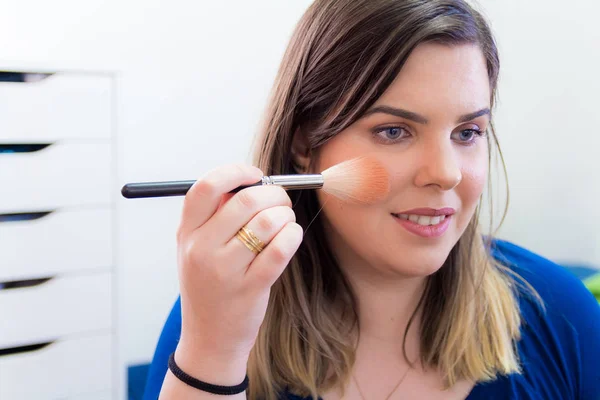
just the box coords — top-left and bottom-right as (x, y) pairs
(261, 174), (324, 190)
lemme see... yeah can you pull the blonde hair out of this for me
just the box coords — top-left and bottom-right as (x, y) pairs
(246, 1), (535, 398)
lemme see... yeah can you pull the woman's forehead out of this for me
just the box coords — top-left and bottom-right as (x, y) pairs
(373, 42), (491, 118)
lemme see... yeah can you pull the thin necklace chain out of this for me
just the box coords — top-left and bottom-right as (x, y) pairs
(352, 367), (411, 400)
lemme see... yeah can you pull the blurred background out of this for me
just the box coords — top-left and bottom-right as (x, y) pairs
(0, 0), (598, 399)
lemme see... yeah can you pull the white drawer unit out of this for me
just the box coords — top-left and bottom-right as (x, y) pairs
(0, 68), (116, 399)
(0, 272), (112, 349)
(0, 334), (113, 399)
(0, 72), (111, 143)
(0, 208), (113, 281)
(0, 141), (112, 213)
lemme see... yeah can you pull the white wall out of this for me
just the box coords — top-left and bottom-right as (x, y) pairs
(1, 0), (598, 398)
(478, 0), (600, 266)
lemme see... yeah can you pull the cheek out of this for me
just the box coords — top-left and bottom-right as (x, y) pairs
(313, 134), (385, 237)
(385, 153), (419, 192)
(460, 158), (488, 208)
(314, 142), (354, 223)
(313, 131), (380, 208)
(313, 132), (364, 173)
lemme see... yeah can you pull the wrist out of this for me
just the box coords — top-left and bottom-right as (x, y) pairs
(174, 340), (249, 385)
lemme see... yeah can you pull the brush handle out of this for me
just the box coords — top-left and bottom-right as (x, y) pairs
(121, 174), (324, 199)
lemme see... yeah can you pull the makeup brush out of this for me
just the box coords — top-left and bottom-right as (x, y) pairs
(121, 156), (390, 204)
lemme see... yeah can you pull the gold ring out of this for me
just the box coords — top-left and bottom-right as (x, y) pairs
(235, 226), (266, 255)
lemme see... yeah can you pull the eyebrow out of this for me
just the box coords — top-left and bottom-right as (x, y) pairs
(363, 105), (490, 124)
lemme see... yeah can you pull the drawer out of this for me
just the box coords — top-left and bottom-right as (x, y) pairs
(0, 142), (112, 212)
(0, 272), (112, 348)
(0, 334), (112, 399)
(0, 208), (113, 281)
(0, 72), (111, 142)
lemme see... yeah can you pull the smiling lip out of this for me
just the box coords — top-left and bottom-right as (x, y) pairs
(391, 208), (456, 238)
(394, 207), (456, 216)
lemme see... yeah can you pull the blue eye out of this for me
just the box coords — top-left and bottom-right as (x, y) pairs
(374, 126), (409, 143)
(452, 128), (484, 144)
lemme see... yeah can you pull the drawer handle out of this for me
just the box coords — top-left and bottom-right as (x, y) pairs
(0, 341), (54, 357)
(0, 211), (54, 223)
(0, 71), (53, 83)
(0, 143), (53, 154)
(0, 277), (53, 291)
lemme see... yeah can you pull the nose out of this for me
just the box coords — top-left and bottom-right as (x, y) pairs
(414, 141), (462, 190)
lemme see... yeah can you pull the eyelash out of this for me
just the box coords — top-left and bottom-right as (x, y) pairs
(372, 126), (486, 145)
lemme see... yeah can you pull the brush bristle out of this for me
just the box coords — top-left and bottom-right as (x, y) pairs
(320, 156), (390, 204)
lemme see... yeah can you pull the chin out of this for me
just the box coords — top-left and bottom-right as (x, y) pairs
(348, 239), (453, 279)
(386, 250), (450, 278)
(371, 229), (459, 279)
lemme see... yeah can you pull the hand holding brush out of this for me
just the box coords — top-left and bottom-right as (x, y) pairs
(131, 157), (389, 395)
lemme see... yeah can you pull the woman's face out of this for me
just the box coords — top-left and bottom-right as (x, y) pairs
(314, 43), (490, 278)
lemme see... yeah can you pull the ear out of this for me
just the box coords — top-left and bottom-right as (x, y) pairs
(291, 128), (312, 173)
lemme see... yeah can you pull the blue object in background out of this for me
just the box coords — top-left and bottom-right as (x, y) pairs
(128, 364), (151, 400)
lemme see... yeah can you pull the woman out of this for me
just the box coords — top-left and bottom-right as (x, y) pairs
(149, 0), (600, 399)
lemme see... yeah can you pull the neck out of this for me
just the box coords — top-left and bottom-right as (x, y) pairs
(331, 249), (427, 369)
(323, 220), (427, 357)
(348, 268), (426, 346)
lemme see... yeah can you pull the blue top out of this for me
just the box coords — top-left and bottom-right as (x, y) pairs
(143, 240), (600, 399)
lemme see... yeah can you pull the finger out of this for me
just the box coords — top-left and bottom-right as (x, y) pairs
(178, 165), (263, 237)
(223, 206), (296, 269)
(201, 185), (293, 245)
(218, 192), (236, 208)
(246, 222), (303, 289)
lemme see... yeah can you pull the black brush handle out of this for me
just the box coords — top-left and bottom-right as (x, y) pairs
(121, 180), (262, 198)
(121, 175), (324, 199)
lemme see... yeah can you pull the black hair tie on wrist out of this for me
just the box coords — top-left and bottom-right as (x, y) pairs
(168, 352), (249, 395)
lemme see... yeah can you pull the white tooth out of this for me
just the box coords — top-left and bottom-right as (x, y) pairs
(417, 216), (432, 226)
(440, 215), (446, 222)
(399, 214), (409, 220)
(409, 214), (419, 222)
(430, 216), (441, 225)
